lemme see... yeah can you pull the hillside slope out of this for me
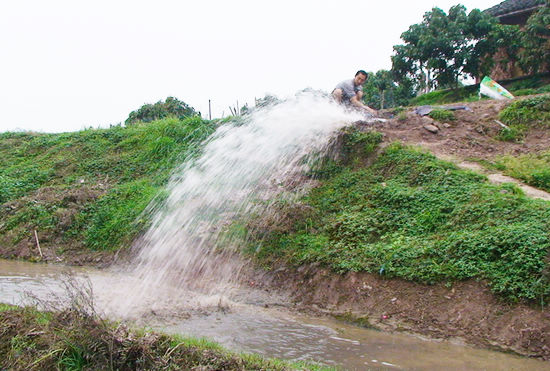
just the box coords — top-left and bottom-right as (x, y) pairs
(248, 94), (550, 360)
(1, 95), (550, 360)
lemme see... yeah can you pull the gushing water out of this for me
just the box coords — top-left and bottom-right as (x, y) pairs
(116, 92), (362, 314)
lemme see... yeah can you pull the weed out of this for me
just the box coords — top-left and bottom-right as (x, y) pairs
(497, 125), (526, 142)
(495, 152), (550, 192)
(499, 95), (550, 127)
(428, 109), (456, 122)
(397, 111), (408, 121)
(0, 304), (335, 370)
(0, 117), (216, 255)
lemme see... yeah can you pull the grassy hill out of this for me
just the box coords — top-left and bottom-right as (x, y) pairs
(2, 94), (550, 363)
(0, 117), (215, 263)
(1, 96), (549, 304)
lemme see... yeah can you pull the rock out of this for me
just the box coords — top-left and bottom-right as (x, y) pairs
(421, 116), (435, 125)
(423, 124), (440, 134)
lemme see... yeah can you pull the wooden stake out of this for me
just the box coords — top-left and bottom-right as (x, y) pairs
(34, 230), (43, 259)
(494, 120), (509, 129)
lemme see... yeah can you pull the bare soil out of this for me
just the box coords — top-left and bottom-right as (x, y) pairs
(375, 100), (550, 162)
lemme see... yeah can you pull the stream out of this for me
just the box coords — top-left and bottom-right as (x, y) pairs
(1, 259), (549, 371)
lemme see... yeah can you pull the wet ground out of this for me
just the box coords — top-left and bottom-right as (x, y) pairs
(1, 259), (549, 371)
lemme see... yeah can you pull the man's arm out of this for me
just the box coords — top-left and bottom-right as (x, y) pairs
(350, 94), (377, 115)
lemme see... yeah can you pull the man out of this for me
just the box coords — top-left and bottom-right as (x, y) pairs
(332, 70), (377, 115)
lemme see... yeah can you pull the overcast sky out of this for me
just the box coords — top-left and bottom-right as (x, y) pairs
(0, 0), (499, 133)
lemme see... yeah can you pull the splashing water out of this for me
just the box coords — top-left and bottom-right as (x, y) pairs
(115, 92), (362, 315)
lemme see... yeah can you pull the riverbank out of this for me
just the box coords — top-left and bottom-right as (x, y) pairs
(253, 264), (550, 361)
(2, 94), (550, 363)
(0, 303), (332, 371)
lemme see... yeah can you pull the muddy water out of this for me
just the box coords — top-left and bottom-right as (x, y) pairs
(2, 260), (550, 371)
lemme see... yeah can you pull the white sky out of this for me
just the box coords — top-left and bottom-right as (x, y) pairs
(0, 0), (498, 133)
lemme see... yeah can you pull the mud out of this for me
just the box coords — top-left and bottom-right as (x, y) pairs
(255, 263), (550, 361)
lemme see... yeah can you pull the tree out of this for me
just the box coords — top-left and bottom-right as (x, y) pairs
(125, 97), (198, 125)
(363, 70), (414, 109)
(520, 1), (550, 74)
(391, 5), (497, 93)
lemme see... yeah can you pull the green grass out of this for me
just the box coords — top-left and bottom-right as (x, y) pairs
(0, 117), (216, 254)
(428, 109), (456, 122)
(499, 94), (550, 127)
(494, 151), (550, 192)
(0, 305), (334, 371)
(497, 94), (550, 142)
(251, 142), (550, 304)
(409, 85), (481, 106)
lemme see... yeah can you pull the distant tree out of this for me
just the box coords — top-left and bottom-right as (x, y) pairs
(363, 70), (414, 109)
(482, 23), (524, 78)
(520, 1), (550, 74)
(125, 97), (198, 125)
(391, 5), (497, 93)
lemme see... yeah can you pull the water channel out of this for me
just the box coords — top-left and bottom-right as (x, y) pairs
(1, 259), (549, 371)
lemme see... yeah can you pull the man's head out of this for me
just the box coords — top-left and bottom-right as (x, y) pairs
(354, 70), (368, 86)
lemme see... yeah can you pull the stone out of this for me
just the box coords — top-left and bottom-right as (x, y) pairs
(423, 124), (440, 134)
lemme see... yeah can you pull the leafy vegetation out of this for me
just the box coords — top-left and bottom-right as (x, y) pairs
(390, 2), (548, 101)
(519, 1), (550, 75)
(0, 117), (215, 255)
(496, 95), (550, 142)
(362, 70), (414, 109)
(251, 142), (550, 304)
(408, 74), (550, 106)
(391, 5), (496, 92)
(428, 109), (455, 122)
(499, 95), (550, 127)
(125, 96), (198, 125)
(495, 151), (550, 192)
(0, 305), (331, 371)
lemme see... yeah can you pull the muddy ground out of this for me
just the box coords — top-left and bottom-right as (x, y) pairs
(255, 263), (550, 361)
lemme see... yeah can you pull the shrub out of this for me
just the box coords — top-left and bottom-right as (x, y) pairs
(428, 109), (456, 122)
(125, 97), (198, 125)
(499, 95), (550, 127)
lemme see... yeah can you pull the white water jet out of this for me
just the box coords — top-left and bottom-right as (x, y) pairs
(114, 92), (363, 316)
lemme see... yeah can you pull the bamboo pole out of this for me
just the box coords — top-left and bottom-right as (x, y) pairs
(34, 230), (43, 259)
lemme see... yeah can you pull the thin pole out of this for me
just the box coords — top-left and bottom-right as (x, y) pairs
(34, 230), (43, 259)
(208, 100), (212, 120)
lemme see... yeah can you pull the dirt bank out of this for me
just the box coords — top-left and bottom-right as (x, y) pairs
(254, 263), (550, 361)
(374, 100), (550, 161)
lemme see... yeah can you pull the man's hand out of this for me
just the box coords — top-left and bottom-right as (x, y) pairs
(364, 106), (377, 115)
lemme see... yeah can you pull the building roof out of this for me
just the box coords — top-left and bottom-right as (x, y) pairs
(485, 0), (545, 18)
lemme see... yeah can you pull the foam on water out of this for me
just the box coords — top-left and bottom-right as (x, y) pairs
(114, 92), (362, 314)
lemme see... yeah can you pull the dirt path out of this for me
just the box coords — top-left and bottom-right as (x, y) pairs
(457, 160), (550, 201)
(367, 100), (550, 201)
